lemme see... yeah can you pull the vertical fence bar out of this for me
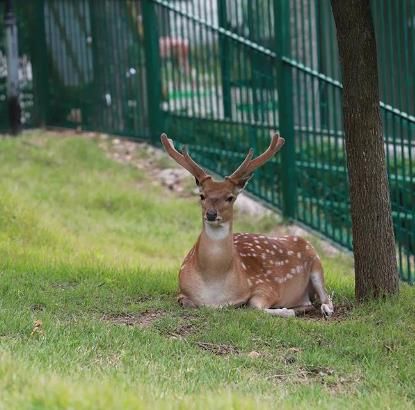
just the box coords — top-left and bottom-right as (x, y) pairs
(4, 0), (20, 134)
(142, 0), (163, 143)
(29, 0), (49, 127)
(274, 0), (296, 219)
(88, 0), (101, 132)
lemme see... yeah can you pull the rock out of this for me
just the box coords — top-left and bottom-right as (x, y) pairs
(248, 351), (261, 358)
(234, 193), (271, 217)
(158, 168), (191, 190)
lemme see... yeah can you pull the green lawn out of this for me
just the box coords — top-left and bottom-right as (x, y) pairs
(0, 130), (414, 409)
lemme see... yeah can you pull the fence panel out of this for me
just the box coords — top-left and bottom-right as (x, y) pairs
(372, 0), (415, 282)
(0, 0), (413, 282)
(37, 0), (149, 138)
(151, 0), (414, 283)
(154, 0), (285, 210)
(286, 1), (350, 251)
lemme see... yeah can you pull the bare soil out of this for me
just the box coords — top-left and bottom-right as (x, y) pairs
(103, 309), (167, 328)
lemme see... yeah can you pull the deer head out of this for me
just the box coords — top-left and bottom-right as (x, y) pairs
(160, 133), (285, 226)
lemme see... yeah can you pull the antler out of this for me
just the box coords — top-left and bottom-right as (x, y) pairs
(227, 133), (285, 182)
(160, 133), (211, 183)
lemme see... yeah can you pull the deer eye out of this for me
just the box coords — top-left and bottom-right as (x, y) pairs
(226, 195), (234, 203)
(200, 194), (206, 201)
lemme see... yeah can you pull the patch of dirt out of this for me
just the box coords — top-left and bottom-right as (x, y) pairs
(195, 341), (240, 356)
(50, 281), (78, 290)
(167, 312), (201, 339)
(296, 303), (353, 321)
(301, 366), (336, 378)
(168, 322), (196, 339)
(268, 365), (361, 393)
(126, 294), (165, 304)
(103, 309), (166, 328)
(30, 303), (46, 312)
(247, 350), (262, 358)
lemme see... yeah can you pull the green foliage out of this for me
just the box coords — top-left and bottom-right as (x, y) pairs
(0, 131), (414, 409)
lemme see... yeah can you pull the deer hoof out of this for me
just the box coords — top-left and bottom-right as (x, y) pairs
(321, 303), (334, 318)
(178, 295), (197, 308)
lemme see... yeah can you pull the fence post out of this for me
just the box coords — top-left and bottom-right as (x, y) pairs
(30, 0), (49, 127)
(274, 0), (297, 220)
(142, 0), (163, 143)
(4, 0), (20, 134)
(218, 1), (231, 118)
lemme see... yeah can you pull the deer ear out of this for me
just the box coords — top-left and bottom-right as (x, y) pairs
(195, 177), (203, 193)
(233, 174), (253, 194)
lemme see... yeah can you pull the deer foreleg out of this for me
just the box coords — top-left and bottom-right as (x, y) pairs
(263, 308), (296, 317)
(249, 295), (296, 317)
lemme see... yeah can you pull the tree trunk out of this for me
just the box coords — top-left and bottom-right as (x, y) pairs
(330, 0), (399, 301)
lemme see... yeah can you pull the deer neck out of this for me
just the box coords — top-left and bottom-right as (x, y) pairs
(196, 221), (235, 277)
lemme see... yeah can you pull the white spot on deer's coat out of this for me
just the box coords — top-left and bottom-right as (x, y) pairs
(297, 252), (302, 258)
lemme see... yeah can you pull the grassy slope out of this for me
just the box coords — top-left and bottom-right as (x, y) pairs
(0, 131), (414, 409)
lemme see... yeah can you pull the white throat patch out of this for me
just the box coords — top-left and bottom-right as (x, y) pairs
(204, 222), (230, 241)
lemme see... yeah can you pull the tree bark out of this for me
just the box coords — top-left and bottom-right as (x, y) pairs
(330, 0), (399, 300)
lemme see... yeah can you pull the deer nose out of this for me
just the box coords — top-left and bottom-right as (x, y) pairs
(206, 209), (217, 221)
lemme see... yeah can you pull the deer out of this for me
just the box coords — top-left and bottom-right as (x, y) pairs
(160, 133), (334, 318)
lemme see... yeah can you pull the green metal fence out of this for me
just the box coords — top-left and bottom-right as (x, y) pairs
(3, 0), (415, 283)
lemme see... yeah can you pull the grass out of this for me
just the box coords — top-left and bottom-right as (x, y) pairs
(0, 130), (414, 409)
